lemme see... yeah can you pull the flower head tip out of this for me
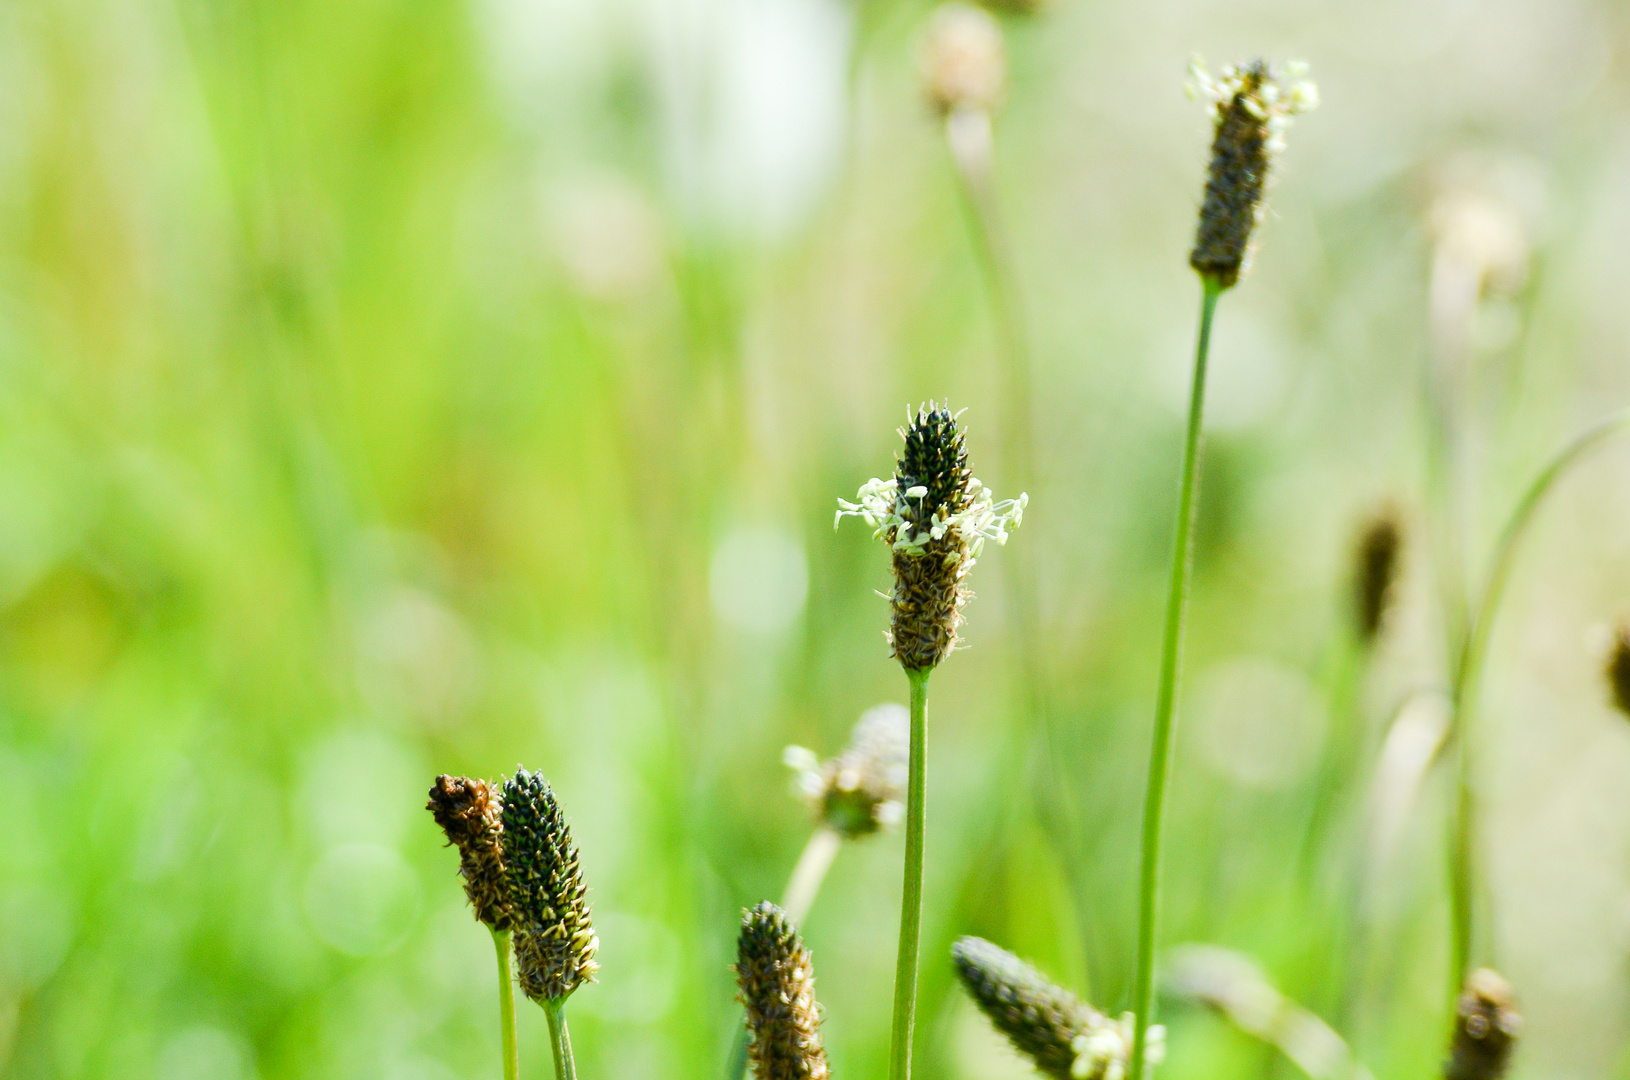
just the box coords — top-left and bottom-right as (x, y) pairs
(426, 774), (515, 931)
(1445, 969), (1519, 1080)
(736, 902), (830, 1080)
(501, 768), (599, 1003)
(1187, 58), (1317, 289)
(836, 403), (1025, 671)
(952, 937), (1159, 1080)
(1353, 508), (1402, 644)
(785, 703), (909, 838)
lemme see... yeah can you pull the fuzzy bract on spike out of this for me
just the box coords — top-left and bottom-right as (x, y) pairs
(501, 769), (599, 1003)
(836, 403), (1026, 671)
(1353, 510), (1402, 644)
(784, 703), (910, 838)
(426, 774), (515, 931)
(1445, 969), (1520, 1080)
(735, 902), (830, 1080)
(1186, 58), (1317, 289)
(952, 937), (1158, 1080)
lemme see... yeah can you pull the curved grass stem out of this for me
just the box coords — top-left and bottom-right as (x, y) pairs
(1446, 406), (1630, 996)
(888, 667), (932, 1080)
(492, 930), (520, 1080)
(1129, 277), (1223, 1080)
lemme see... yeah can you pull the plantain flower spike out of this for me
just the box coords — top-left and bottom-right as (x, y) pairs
(1445, 969), (1520, 1080)
(426, 774), (515, 931)
(784, 703), (910, 839)
(1353, 509), (1402, 644)
(836, 403), (1026, 671)
(922, 3), (1006, 116)
(952, 937), (1163, 1080)
(1605, 622), (1630, 718)
(736, 902), (830, 1080)
(1187, 57), (1317, 289)
(502, 768), (599, 1003)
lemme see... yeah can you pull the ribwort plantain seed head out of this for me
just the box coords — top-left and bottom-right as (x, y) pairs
(1606, 623), (1630, 717)
(922, 3), (1006, 116)
(426, 774), (515, 931)
(785, 703), (910, 839)
(736, 902), (830, 1080)
(1187, 58), (1317, 289)
(952, 937), (1157, 1080)
(1353, 509), (1402, 644)
(501, 768), (599, 1003)
(1445, 969), (1520, 1080)
(836, 403), (1026, 671)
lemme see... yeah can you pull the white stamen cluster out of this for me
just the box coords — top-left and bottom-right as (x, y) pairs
(1186, 57), (1318, 155)
(1071, 1014), (1165, 1080)
(835, 476), (1026, 565)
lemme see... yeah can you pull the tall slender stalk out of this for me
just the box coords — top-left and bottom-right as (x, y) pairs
(1445, 407), (1630, 995)
(1128, 278), (1222, 1080)
(782, 827), (844, 925)
(492, 929), (520, 1080)
(545, 1001), (578, 1080)
(888, 668), (932, 1080)
(944, 104), (1057, 788)
(945, 109), (1033, 502)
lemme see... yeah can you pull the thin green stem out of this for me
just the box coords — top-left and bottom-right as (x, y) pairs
(1445, 406), (1630, 995)
(545, 1000), (577, 1080)
(1129, 277), (1222, 1080)
(492, 930), (520, 1080)
(944, 108), (1033, 500)
(783, 826), (844, 925)
(944, 105), (1054, 771)
(888, 667), (932, 1080)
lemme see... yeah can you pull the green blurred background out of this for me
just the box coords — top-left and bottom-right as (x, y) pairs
(5, 0), (1630, 1076)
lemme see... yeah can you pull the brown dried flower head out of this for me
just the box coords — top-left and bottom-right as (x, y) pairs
(1445, 968), (1520, 1080)
(837, 404), (1025, 671)
(502, 769), (599, 1003)
(426, 774), (514, 930)
(922, 3), (1006, 115)
(785, 703), (910, 839)
(1353, 509), (1402, 644)
(736, 902), (829, 1080)
(1187, 58), (1317, 289)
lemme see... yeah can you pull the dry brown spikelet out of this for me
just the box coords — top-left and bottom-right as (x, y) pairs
(736, 902), (829, 1080)
(426, 774), (515, 931)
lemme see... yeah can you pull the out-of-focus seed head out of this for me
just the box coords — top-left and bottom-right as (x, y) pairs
(1430, 189), (1529, 301)
(1604, 623), (1630, 718)
(501, 769), (599, 1003)
(953, 936), (1107, 1080)
(1186, 58), (1317, 289)
(836, 404), (1026, 671)
(1353, 510), (1402, 644)
(922, 3), (1006, 115)
(426, 774), (514, 931)
(735, 902), (829, 1080)
(1445, 969), (1520, 1080)
(785, 703), (910, 838)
